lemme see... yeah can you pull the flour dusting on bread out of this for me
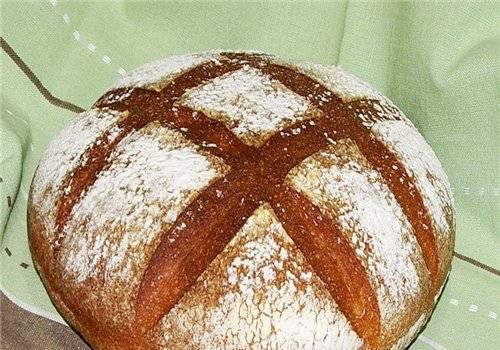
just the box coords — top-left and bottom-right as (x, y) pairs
(114, 52), (217, 91)
(292, 61), (383, 101)
(288, 139), (431, 326)
(159, 205), (363, 350)
(32, 108), (124, 235)
(61, 122), (227, 282)
(372, 121), (454, 235)
(180, 65), (315, 146)
(372, 121), (455, 274)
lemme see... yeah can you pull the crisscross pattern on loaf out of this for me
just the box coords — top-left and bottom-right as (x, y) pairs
(31, 51), (453, 349)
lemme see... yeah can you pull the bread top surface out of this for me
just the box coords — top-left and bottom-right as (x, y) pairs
(28, 50), (455, 350)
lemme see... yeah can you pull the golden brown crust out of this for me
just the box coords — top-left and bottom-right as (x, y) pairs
(29, 200), (162, 350)
(135, 172), (263, 332)
(28, 51), (454, 350)
(269, 185), (380, 346)
(258, 61), (441, 288)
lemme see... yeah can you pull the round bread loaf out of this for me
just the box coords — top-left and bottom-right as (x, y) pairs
(28, 50), (455, 350)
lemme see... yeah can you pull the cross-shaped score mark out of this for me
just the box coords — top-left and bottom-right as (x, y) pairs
(134, 106), (381, 342)
(53, 53), (441, 348)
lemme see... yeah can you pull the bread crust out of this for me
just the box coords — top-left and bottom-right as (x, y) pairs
(28, 50), (454, 350)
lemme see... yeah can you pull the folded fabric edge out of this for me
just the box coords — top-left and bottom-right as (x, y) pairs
(0, 280), (67, 326)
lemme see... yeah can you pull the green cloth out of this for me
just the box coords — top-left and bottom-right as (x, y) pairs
(1, 1), (498, 349)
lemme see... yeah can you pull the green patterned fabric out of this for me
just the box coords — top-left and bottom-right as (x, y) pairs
(1, 1), (498, 349)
